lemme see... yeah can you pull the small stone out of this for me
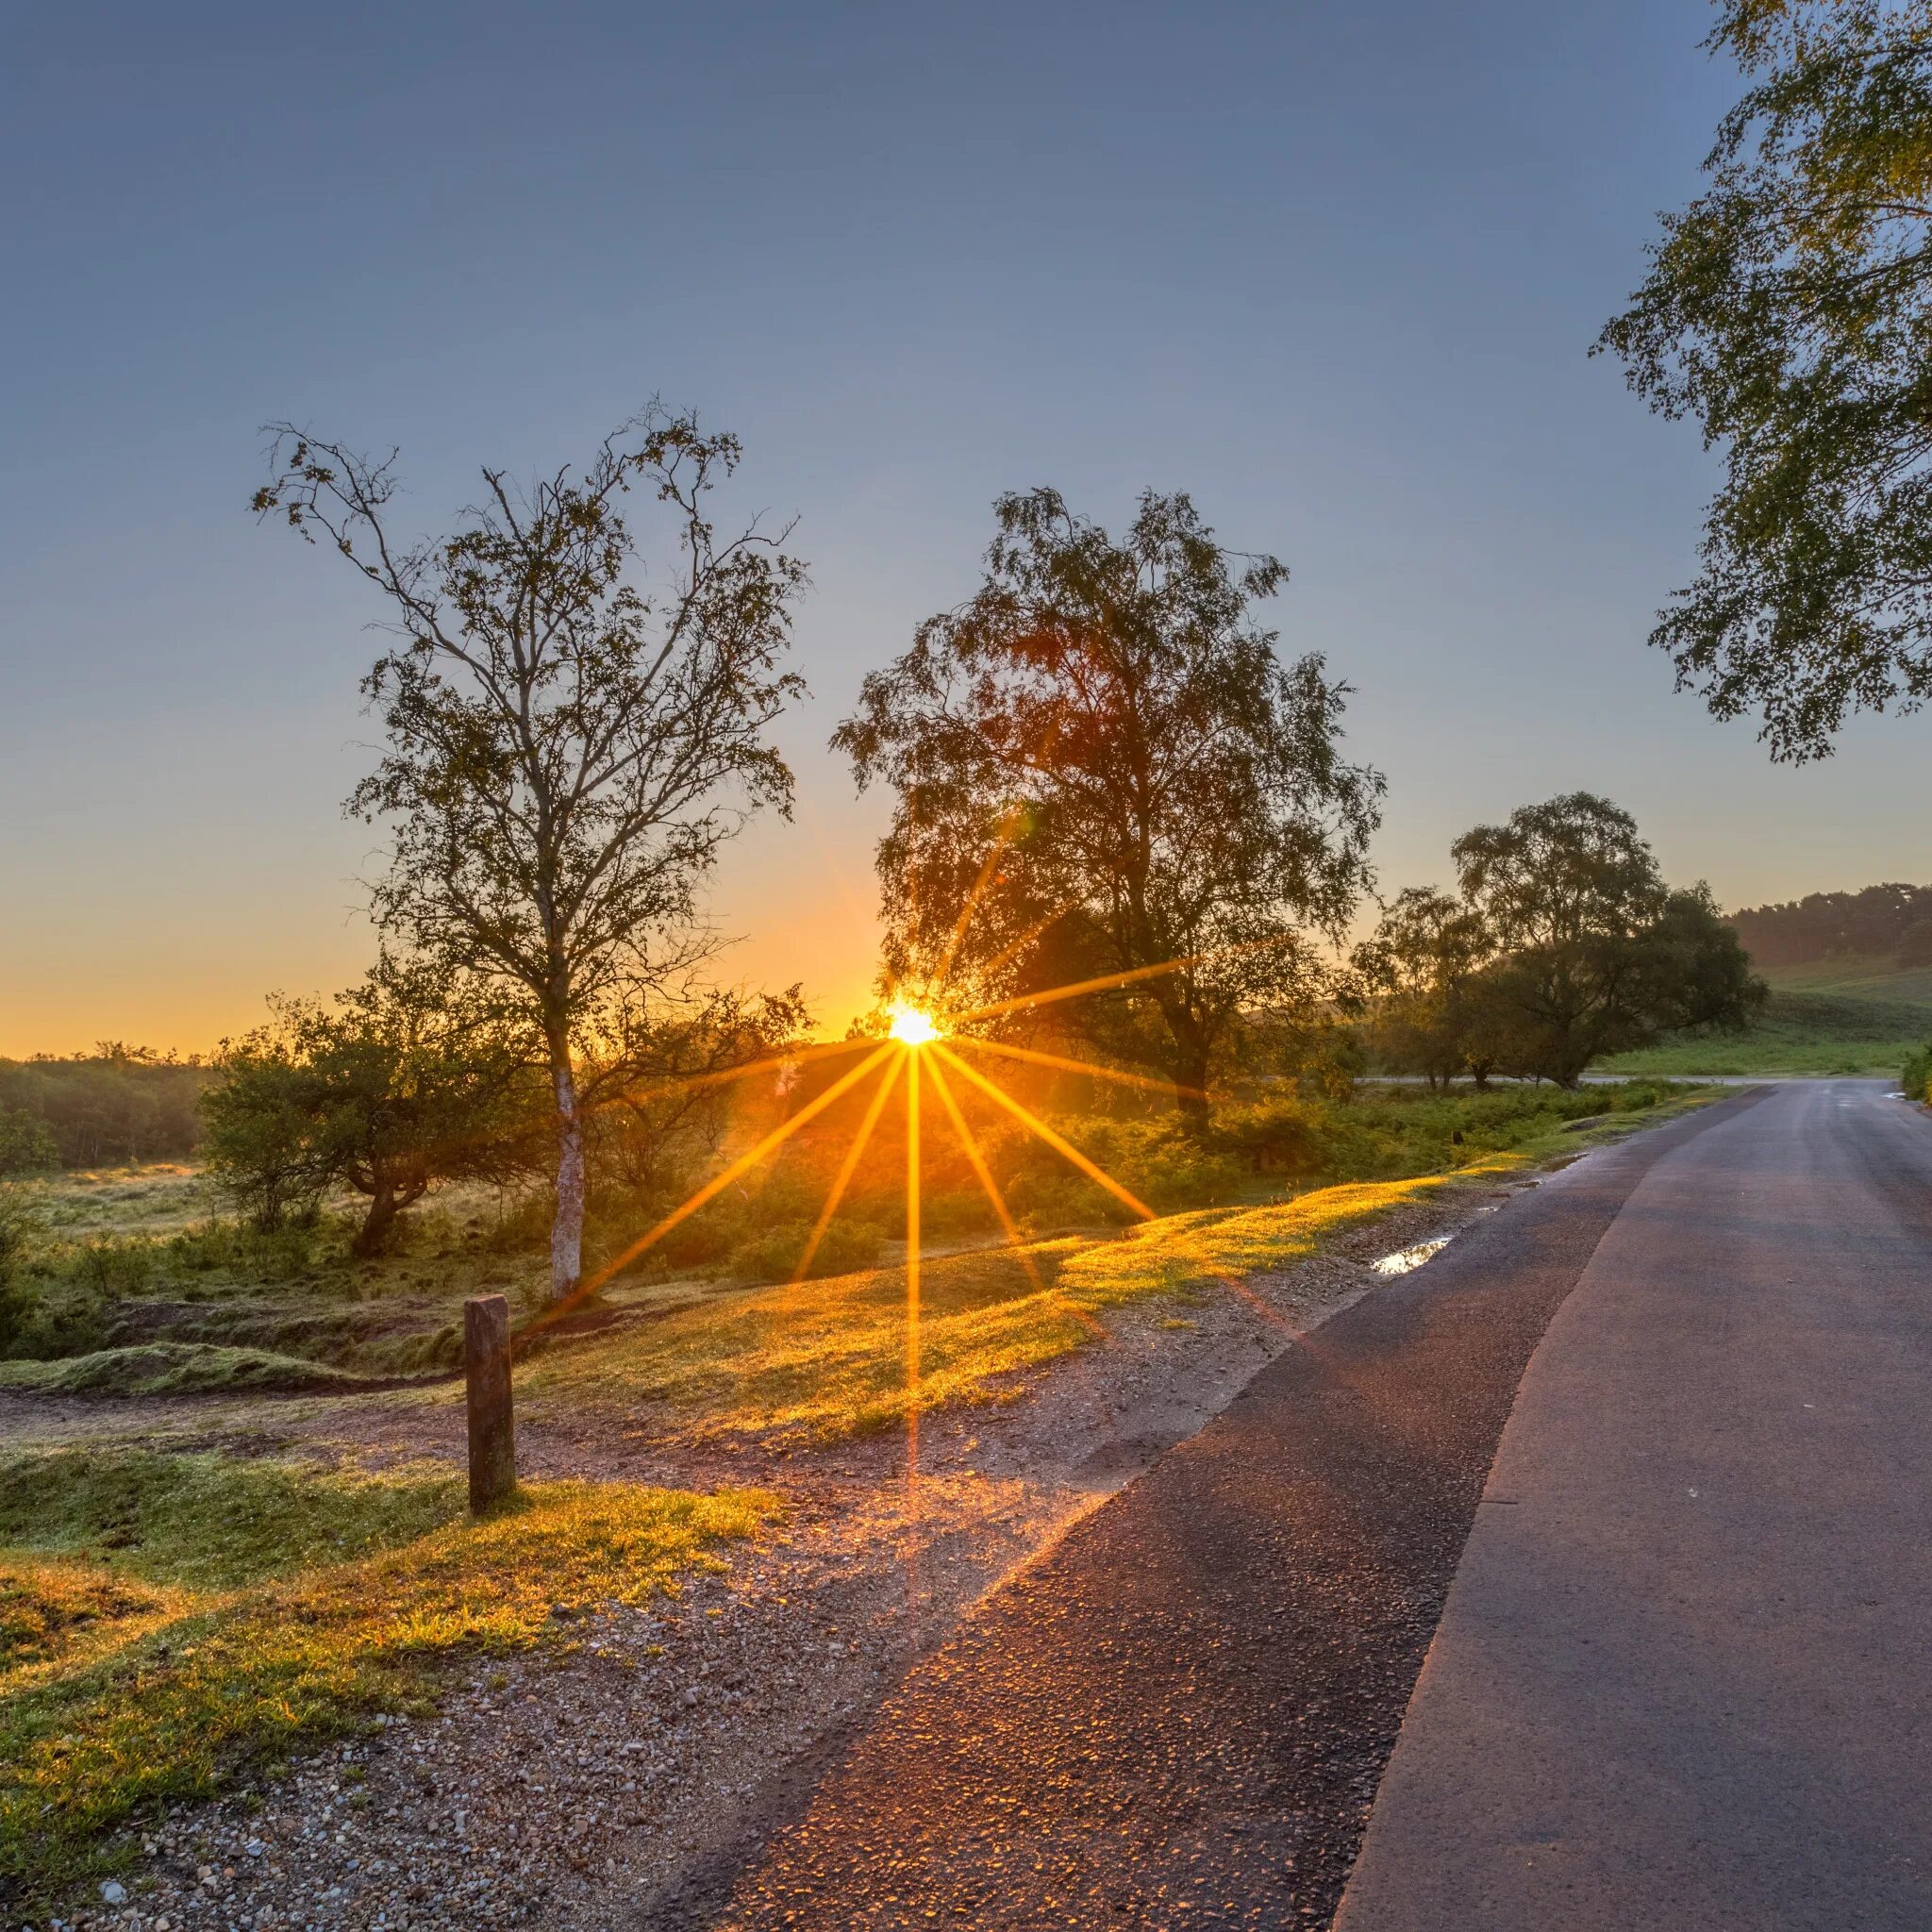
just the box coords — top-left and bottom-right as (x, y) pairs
(245, 1839), (265, 1857)
(100, 1880), (127, 1906)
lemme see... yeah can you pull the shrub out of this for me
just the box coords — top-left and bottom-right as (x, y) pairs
(0, 1278), (108, 1363)
(1903, 1044), (1932, 1105)
(71, 1238), (155, 1299)
(162, 1218), (334, 1282)
(730, 1217), (884, 1283)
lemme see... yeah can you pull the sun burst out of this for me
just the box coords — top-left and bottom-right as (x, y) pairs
(887, 1002), (943, 1046)
(537, 919), (1299, 1515)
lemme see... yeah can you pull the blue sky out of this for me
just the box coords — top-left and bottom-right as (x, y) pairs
(4, 1), (1925, 1054)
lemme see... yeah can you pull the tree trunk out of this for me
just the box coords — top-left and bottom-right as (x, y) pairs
(353, 1183), (401, 1258)
(549, 1049), (585, 1305)
(1171, 1031), (1214, 1136)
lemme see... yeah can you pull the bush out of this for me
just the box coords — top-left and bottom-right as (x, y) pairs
(1903, 1043), (1932, 1105)
(1208, 1096), (1356, 1177)
(0, 1277), (108, 1362)
(162, 1218), (334, 1282)
(730, 1217), (884, 1283)
(70, 1237), (155, 1299)
(0, 1193), (32, 1285)
(997, 1114), (1245, 1224)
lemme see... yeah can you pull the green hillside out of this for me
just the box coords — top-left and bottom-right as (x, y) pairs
(1600, 976), (1932, 1078)
(1756, 953), (1932, 1007)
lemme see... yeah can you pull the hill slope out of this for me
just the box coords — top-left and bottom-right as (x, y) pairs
(1601, 980), (1932, 1077)
(1757, 954), (1932, 1007)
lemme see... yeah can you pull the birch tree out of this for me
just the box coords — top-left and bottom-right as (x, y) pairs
(253, 406), (806, 1302)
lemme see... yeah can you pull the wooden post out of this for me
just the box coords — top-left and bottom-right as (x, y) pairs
(464, 1293), (515, 1512)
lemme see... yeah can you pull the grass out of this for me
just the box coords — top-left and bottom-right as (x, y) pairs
(1757, 953), (1932, 1005)
(1601, 989), (1932, 1076)
(1055, 1173), (1479, 1304)
(519, 1117), (1696, 1446)
(0, 1566), (196, 1695)
(0, 1447), (766, 1904)
(8, 1166), (210, 1241)
(0, 1342), (386, 1398)
(0, 1447), (464, 1589)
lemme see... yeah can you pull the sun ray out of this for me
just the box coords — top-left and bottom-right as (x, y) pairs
(954, 928), (1307, 1027)
(791, 1052), (903, 1284)
(608, 1034), (871, 1108)
(938, 1049), (1276, 1350)
(934, 1043), (1157, 1223)
(905, 1037), (923, 1480)
(952, 1034), (1207, 1100)
(546, 1041), (898, 1319)
(932, 804), (1030, 986)
(924, 1054), (1048, 1293)
(964, 893), (1082, 991)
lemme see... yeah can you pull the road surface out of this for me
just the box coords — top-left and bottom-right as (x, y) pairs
(1334, 1077), (1932, 1930)
(671, 1091), (1724, 1926)
(669, 1081), (1932, 1930)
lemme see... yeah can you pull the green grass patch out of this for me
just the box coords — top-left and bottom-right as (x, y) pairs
(1601, 990), (1929, 1075)
(0, 1343), (387, 1399)
(0, 1452), (767, 1905)
(1757, 954), (1932, 1006)
(0, 1565), (192, 1690)
(520, 1153), (1568, 1445)
(1058, 1172), (1472, 1304)
(0, 1447), (464, 1590)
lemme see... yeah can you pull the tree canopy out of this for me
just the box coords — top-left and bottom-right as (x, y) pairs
(1599, 0), (1932, 759)
(252, 405), (806, 1301)
(202, 958), (529, 1253)
(835, 487), (1382, 1123)
(1359, 795), (1764, 1088)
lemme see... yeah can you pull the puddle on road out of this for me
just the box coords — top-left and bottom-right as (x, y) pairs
(1372, 1235), (1454, 1277)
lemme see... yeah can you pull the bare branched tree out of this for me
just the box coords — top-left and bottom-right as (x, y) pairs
(253, 405), (808, 1303)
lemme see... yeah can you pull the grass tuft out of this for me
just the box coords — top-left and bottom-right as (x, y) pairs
(0, 1343), (385, 1399)
(0, 1448), (463, 1591)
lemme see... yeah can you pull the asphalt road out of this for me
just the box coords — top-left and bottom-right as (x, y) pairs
(1334, 1078), (1932, 1931)
(688, 1092), (1766, 1931)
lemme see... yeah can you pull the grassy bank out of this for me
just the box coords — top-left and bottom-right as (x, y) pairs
(520, 1083), (1712, 1444)
(0, 1448), (766, 1904)
(1600, 989), (1930, 1077)
(0, 1081), (1712, 1401)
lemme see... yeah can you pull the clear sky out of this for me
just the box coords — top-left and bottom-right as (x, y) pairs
(4, 1), (1926, 1058)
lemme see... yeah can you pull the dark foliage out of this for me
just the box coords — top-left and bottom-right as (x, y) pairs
(836, 486), (1382, 1124)
(1729, 880), (1932, 965)
(0, 1050), (210, 1168)
(1598, 0), (1932, 759)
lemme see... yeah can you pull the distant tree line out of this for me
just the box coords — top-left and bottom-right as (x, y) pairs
(0, 1047), (210, 1174)
(1727, 885), (1932, 970)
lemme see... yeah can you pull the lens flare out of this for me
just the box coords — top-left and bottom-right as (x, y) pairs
(888, 1003), (943, 1047)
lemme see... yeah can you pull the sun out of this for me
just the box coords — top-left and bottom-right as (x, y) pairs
(888, 1002), (943, 1047)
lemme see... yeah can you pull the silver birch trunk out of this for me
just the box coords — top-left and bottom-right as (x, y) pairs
(549, 1054), (585, 1305)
